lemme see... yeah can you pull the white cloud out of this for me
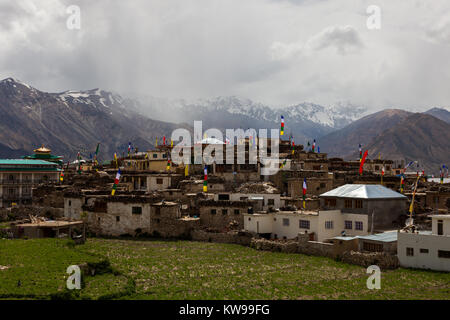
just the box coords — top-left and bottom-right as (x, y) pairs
(270, 25), (364, 60)
(1, 0), (450, 111)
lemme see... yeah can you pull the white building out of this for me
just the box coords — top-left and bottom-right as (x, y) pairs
(243, 209), (369, 242)
(397, 215), (450, 272)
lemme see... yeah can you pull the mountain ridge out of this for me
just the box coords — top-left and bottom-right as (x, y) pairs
(0, 78), (188, 161)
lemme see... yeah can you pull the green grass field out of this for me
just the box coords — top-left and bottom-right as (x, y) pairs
(0, 238), (449, 299)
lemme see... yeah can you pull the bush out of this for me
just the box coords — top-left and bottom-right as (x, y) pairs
(66, 239), (76, 248)
(87, 259), (113, 275)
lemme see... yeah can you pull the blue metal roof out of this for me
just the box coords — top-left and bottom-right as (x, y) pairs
(357, 232), (398, 242)
(332, 236), (358, 241)
(320, 184), (407, 199)
(0, 159), (57, 166)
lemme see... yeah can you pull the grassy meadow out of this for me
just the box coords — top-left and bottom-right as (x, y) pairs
(0, 238), (448, 300)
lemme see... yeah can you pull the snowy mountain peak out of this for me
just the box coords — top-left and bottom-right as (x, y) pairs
(0, 77), (36, 91)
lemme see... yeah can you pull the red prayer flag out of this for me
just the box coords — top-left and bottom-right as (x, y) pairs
(359, 150), (368, 174)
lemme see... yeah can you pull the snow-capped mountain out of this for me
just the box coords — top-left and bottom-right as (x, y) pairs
(134, 95), (368, 142)
(0, 78), (187, 160)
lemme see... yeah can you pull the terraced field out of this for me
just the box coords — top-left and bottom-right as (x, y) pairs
(0, 238), (448, 299)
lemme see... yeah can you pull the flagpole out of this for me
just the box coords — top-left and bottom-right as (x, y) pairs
(409, 175), (421, 224)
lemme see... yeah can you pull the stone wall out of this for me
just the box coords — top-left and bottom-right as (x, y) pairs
(0, 206), (64, 221)
(250, 237), (336, 258)
(249, 236), (399, 269)
(340, 251), (399, 270)
(191, 230), (254, 246)
(198, 200), (249, 229)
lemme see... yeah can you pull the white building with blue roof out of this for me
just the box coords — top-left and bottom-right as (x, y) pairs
(320, 184), (408, 231)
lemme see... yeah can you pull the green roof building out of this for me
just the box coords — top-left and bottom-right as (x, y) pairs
(23, 145), (63, 165)
(0, 158), (60, 208)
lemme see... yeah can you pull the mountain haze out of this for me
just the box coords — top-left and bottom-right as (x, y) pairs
(0, 78), (188, 161)
(134, 96), (368, 142)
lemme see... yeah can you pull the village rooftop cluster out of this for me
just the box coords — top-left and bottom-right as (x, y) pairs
(0, 137), (449, 273)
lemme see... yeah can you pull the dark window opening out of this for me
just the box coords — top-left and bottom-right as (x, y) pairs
(132, 206), (142, 214)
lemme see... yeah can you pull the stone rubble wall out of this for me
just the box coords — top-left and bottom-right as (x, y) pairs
(191, 230), (254, 246)
(0, 206), (64, 222)
(340, 251), (399, 269)
(249, 237), (399, 270)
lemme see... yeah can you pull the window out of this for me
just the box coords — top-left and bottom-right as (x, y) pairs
(325, 221), (333, 229)
(68, 200), (72, 207)
(355, 221), (363, 231)
(132, 206), (142, 214)
(283, 218), (290, 226)
(325, 198), (336, 207)
(162, 154), (167, 158)
(234, 209), (240, 215)
(420, 248), (429, 254)
(344, 199), (353, 208)
(153, 154), (157, 158)
(268, 199), (275, 206)
(437, 220), (443, 236)
(438, 250), (450, 259)
(218, 194), (230, 201)
(299, 220), (310, 229)
(211, 209), (216, 215)
(363, 242), (383, 252)
(156, 178), (163, 184)
(345, 220), (353, 230)
(375, 165), (379, 170)
(355, 200), (363, 208)
(222, 209), (228, 215)
(154, 207), (161, 215)
(116, 216), (120, 222)
(406, 247), (414, 256)
(320, 183), (326, 188)
(248, 217), (251, 221)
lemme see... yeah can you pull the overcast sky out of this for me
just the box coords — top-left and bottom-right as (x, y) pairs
(1, 0), (450, 111)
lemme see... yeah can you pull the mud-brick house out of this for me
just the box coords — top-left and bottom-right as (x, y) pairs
(425, 187), (450, 212)
(198, 200), (253, 230)
(147, 174), (182, 192)
(362, 159), (394, 176)
(303, 159), (329, 172)
(11, 220), (85, 241)
(320, 184), (408, 230)
(83, 195), (154, 236)
(179, 176), (226, 194)
(213, 192), (280, 212)
(159, 188), (183, 201)
(281, 196), (320, 211)
(287, 171), (333, 197)
(357, 231), (398, 254)
(149, 201), (199, 238)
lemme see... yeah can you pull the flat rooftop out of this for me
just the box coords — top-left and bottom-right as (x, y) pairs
(17, 220), (84, 228)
